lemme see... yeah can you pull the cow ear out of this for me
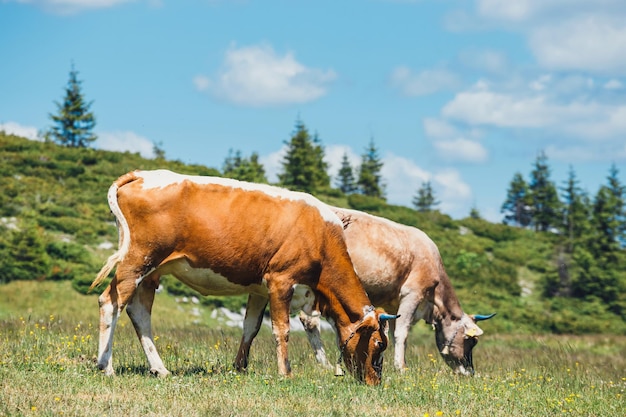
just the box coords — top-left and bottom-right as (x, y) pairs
(464, 323), (483, 338)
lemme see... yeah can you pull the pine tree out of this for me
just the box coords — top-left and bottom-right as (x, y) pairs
(544, 166), (593, 298)
(529, 151), (561, 232)
(357, 138), (385, 199)
(49, 63), (97, 147)
(560, 166), (591, 253)
(153, 141), (166, 160)
(572, 166), (626, 314)
(223, 149), (244, 177)
(501, 172), (533, 227)
(222, 149), (267, 183)
(589, 183), (623, 259)
(412, 181), (439, 212)
(246, 152), (268, 184)
(311, 132), (330, 190)
(469, 205), (481, 219)
(336, 152), (357, 194)
(606, 163), (626, 247)
(278, 120), (329, 193)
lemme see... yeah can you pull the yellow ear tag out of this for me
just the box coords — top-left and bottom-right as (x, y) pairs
(466, 327), (477, 337)
(441, 346), (450, 355)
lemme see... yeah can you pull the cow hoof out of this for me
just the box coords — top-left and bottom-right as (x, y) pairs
(101, 367), (115, 377)
(150, 368), (170, 378)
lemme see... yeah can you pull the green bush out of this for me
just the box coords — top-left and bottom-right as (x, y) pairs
(0, 223), (51, 283)
(347, 194), (386, 212)
(547, 297), (626, 334)
(459, 217), (519, 242)
(46, 241), (92, 264)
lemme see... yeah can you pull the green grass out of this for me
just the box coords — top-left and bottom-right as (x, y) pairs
(1, 281), (624, 417)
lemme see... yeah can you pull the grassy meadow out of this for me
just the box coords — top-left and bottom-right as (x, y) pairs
(0, 281), (624, 417)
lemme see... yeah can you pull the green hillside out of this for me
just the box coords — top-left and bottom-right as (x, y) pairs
(1, 132), (624, 335)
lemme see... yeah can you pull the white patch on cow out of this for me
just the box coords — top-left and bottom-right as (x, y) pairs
(109, 181), (131, 263)
(290, 284), (315, 314)
(160, 258), (268, 297)
(136, 169), (342, 226)
(135, 267), (156, 287)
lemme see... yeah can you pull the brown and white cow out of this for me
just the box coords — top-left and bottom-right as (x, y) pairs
(237, 207), (494, 376)
(90, 170), (396, 385)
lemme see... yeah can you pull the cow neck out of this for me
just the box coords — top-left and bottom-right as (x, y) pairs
(317, 274), (373, 342)
(432, 271), (464, 326)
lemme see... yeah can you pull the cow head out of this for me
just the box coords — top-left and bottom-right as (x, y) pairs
(434, 313), (495, 376)
(341, 308), (398, 385)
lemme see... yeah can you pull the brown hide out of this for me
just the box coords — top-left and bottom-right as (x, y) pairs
(93, 170), (389, 385)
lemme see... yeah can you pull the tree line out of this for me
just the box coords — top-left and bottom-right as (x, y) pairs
(501, 151), (625, 316)
(46, 65), (442, 213)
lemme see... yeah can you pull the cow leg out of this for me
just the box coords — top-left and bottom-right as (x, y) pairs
(96, 284), (118, 376)
(298, 310), (332, 369)
(267, 280), (294, 376)
(392, 294), (421, 371)
(126, 274), (169, 377)
(96, 262), (145, 376)
(234, 293), (268, 371)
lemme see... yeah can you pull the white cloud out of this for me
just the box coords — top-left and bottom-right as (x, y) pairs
(477, 0), (535, 21)
(0, 121), (39, 140)
(604, 79), (624, 90)
(469, 1), (626, 75)
(197, 43), (337, 107)
(325, 144), (360, 175)
(382, 154), (472, 216)
(9, 0), (138, 14)
(423, 118), (488, 163)
(476, 0), (626, 23)
(441, 79), (626, 149)
(432, 138), (488, 163)
(442, 84), (557, 128)
(423, 118), (458, 140)
(97, 131), (155, 158)
(259, 146), (286, 183)
(433, 169), (472, 201)
(381, 153), (430, 206)
(528, 74), (551, 92)
(529, 16), (626, 75)
(390, 66), (459, 96)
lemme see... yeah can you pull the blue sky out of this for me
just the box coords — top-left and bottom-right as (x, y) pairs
(1, 0), (626, 221)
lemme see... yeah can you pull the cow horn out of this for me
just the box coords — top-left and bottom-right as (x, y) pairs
(379, 313), (400, 321)
(473, 313), (496, 321)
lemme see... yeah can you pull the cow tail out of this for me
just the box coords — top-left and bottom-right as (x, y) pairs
(89, 172), (139, 292)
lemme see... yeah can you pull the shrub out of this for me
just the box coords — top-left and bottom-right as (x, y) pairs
(347, 194), (386, 212)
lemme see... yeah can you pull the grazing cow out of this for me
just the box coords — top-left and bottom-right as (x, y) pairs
(238, 207), (494, 376)
(90, 170), (395, 385)
(303, 208), (495, 375)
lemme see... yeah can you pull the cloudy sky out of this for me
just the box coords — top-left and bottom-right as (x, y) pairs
(1, 0), (625, 221)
